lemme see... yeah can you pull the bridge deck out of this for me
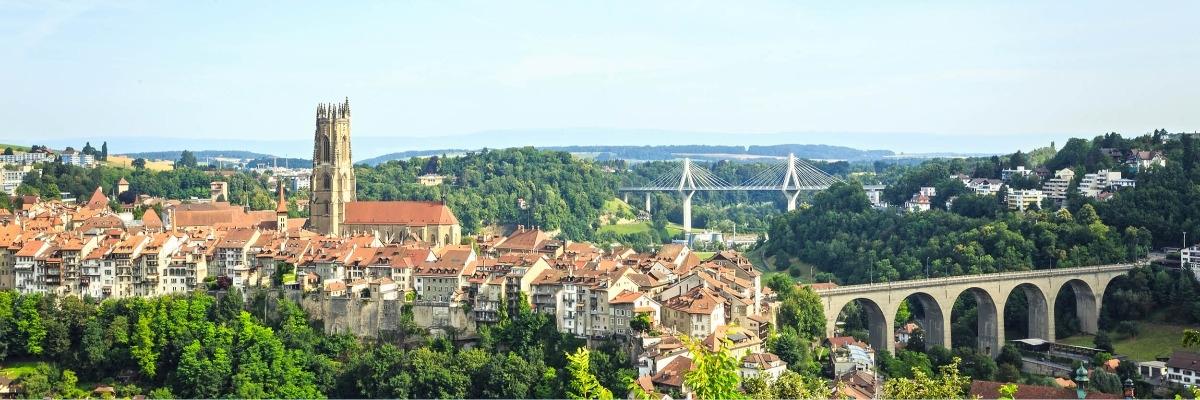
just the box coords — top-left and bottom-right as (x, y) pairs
(812, 263), (1140, 296)
(620, 184), (886, 191)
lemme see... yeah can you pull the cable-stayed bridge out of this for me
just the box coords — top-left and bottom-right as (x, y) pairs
(619, 153), (885, 233)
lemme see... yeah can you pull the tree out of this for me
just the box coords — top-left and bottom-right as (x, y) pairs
(882, 357), (972, 399)
(2, 147), (12, 155)
(766, 329), (819, 375)
(15, 294), (46, 355)
(177, 150), (198, 169)
(998, 382), (1018, 399)
(148, 387), (175, 399)
(683, 336), (745, 400)
(1185, 329), (1200, 348)
(1095, 331), (1115, 353)
(101, 141), (108, 160)
(742, 374), (771, 399)
(770, 370), (828, 399)
(57, 370), (86, 398)
(18, 368), (53, 399)
(565, 348), (612, 400)
(777, 286), (826, 340)
(133, 158), (147, 170)
(130, 313), (159, 378)
(630, 312), (653, 333)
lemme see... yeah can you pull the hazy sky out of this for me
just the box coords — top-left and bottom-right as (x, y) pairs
(2, 1), (1198, 148)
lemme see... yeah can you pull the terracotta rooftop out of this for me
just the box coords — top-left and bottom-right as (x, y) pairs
(16, 240), (46, 257)
(496, 227), (550, 251)
(651, 356), (694, 388)
(610, 290), (645, 304)
(85, 186), (109, 210)
(142, 209), (162, 228)
(343, 201), (458, 226)
(663, 286), (723, 315)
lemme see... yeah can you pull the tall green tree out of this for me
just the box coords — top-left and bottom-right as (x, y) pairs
(565, 348), (613, 400)
(176, 150), (198, 169)
(683, 337), (745, 400)
(882, 357), (971, 399)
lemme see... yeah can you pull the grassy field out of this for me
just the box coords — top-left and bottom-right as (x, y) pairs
(106, 155), (174, 171)
(596, 221), (683, 237)
(600, 198), (635, 217)
(1, 360), (47, 378)
(0, 143), (30, 152)
(1058, 322), (1194, 361)
(693, 251), (715, 260)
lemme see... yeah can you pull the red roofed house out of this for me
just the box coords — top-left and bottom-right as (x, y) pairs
(651, 356), (694, 397)
(662, 286), (725, 338)
(609, 290), (662, 336)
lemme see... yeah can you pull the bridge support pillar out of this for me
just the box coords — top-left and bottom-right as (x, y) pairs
(785, 190), (801, 211)
(1023, 286), (1052, 341)
(645, 193), (652, 213)
(623, 192), (629, 203)
(681, 190), (695, 234)
(1046, 302), (1056, 341)
(1077, 291), (1101, 334)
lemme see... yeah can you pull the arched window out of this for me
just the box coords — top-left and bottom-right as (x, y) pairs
(318, 136), (331, 163)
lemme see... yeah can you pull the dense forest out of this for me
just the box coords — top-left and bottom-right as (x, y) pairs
(7, 163), (287, 214)
(0, 290), (637, 399)
(355, 147), (620, 240)
(763, 182), (1149, 284)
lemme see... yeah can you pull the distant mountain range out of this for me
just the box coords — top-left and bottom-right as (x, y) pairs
(34, 127), (1054, 165)
(121, 150), (274, 161)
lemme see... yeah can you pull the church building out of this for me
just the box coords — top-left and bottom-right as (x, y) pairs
(308, 98), (462, 247)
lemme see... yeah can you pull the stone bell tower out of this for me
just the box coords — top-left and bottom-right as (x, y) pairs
(309, 98), (356, 235)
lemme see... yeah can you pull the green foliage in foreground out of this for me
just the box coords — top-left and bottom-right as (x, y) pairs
(0, 290), (634, 399)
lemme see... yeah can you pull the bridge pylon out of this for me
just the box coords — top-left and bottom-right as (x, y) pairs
(679, 158), (698, 234)
(782, 153), (804, 211)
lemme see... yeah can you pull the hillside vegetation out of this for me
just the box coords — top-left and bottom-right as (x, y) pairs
(355, 147), (620, 240)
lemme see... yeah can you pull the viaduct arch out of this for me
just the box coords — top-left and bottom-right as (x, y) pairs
(815, 264), (1137, 357)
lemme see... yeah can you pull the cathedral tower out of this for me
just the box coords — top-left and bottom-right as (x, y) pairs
(310, 98), (356, 235)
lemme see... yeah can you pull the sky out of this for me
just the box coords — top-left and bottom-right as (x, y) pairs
(1, 1), (1198, 154)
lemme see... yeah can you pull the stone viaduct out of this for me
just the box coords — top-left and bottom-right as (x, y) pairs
(813, 263), (1140, 357)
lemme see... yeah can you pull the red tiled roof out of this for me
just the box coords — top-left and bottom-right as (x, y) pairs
(610, 290), (644, 304)
(496, 228), (550, 251)
(663, 286), (722, 315)
(651, 356), (694, 388)
(142, 209), (162, 228)
(85, 186), (109, 210)
(16, 240), (45, 257)
(343, 201), (458, 226)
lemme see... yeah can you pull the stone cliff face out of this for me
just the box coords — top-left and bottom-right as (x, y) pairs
(285, 291), (476, 339)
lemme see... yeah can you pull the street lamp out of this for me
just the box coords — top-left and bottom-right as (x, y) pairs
(1074, 364), (1090, 399)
